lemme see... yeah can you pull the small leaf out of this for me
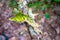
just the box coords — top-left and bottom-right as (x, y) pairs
(9, 0), (18, 9)
(44, 13), (51, 19)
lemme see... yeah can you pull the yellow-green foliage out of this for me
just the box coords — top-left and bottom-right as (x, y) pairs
(9, 11), (33, 23)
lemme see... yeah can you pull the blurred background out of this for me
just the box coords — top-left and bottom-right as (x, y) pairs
(0, 0), (60, 40)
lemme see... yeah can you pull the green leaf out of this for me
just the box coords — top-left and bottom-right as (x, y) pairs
(9, 0), (18, 9)
(9, 11), (33, 23)
(44, 13), (51, 19)
(9, 12), (27, 22)
(27, 1), (42, 8)
(54, 0), (60, 2)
